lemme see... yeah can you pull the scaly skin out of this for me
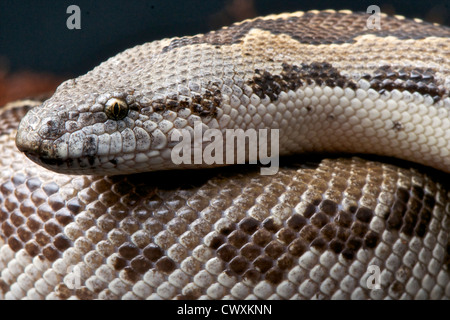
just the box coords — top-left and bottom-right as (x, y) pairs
(15, 10), (450, 175)
(3, 11), (449, 300)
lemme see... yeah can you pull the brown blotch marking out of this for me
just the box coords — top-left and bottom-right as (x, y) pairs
(75, 287), (95, 300)
(49, 197), (65, 212)
(229, 256), (249, 274)
(67, 198), (82, 215)
(227, 230), (248, 248)
(265, 240), (285, 259)
(337, 227), (351, 242)
(346, 236), (363, 252)
(277, 228), (297, 245)
(253, 256), (273, 273)
(356, 207), (373, 223)
(351, 221), (368, 237)
(367, 65), (447, 102)
(42, 244), (60, 262)
(44, 220), (62, 236)
(412, 185), (424, 199)
(341, 248), (355, 260)
(302, 203), (316, 218)
(364, 231), (379, 249)
(252, 228), (273, 247)
(10, 212), (23, 227)
(122, 266), (140, 283)
(55, 283), (73, 300)
(243, 269), (261, 285)
(400, 210), (417, 237)
(217, 244), (238, 262)
(288, 238), (307, 256)
(391, 281), (405, 295)
(397, 187), (410, 202)
(248, 62), (357, 102)
(286, 214), (307, 231)
(299, 225), (318, 242)
(161, 12), (450, 52)
(54, 284), (73, 300)
(212, 193), (386, 280)
(310, 237), (327, 252)
(320, 223), (336, 241)
(310, 212), (329, 228)
(4, 206), (17, 221)
(218, 222), (236, 236)
(415, 208), (432, 238)
(25, 241), (40, 257)
(130, 256), (152, 274)
(143, 243), (164, 262)
(155, 256), (176, 273)
(7, 236), (23, 252)
(330, 239), (345, 254)
(262, 217), (282, 233)
(176, 292), (201, 300)
(2, 221), (15, 237)
(277, 253), (294, 270)
(151, 88), (221, 118)
(423, 194), (436, 209)
(401, 196), (422, 236)
(55, 210), (74, 226)
(53, 234), (71, 251)
(265, 267), (284, 285)
(320, 200), (338, 215)
(208, 234), (226, 249)
(118, 243), (140, 260)
(239, 217), (260, 234)
(384, 185), (435, 238)
(111, 255), (127, 270)
(336, 211), (353, 228)
(1, 181), (14, 196)
(35, 230), (51, 246)
(37, 205), (52, 222)
(240, 243), (261, 261)
(0, 210), (6, 225)
(0, 279), (9, 295)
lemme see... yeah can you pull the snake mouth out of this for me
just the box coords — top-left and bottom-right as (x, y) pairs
(21, 150), (96, 174)
(22, 151), (130, 176)
(20, 145), (151, 176)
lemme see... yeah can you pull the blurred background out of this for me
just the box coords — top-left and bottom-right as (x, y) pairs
(0, 0), (449, 104)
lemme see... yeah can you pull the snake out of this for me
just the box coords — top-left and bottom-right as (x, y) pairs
(1, 10), (449, 300)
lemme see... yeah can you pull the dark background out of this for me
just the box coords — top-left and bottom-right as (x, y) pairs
(0, 0), (449, 77)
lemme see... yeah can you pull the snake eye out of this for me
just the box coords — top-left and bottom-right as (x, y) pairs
(105, 98), (129, 120)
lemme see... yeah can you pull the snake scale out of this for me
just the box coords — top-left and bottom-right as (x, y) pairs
(1, 10), (450, 299)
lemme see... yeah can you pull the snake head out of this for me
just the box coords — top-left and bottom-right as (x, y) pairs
(15, 45), (224, 176)
(15, 87), (179, 175)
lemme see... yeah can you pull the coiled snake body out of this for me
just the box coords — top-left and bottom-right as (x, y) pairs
(1, 10), (450, 299)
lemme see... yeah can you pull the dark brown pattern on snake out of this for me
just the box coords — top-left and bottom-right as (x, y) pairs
(162, 11), (450, 53)
(248, 63), (447, 103)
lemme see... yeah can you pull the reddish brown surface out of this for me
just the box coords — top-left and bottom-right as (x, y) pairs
(0, 71), (66, 106)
